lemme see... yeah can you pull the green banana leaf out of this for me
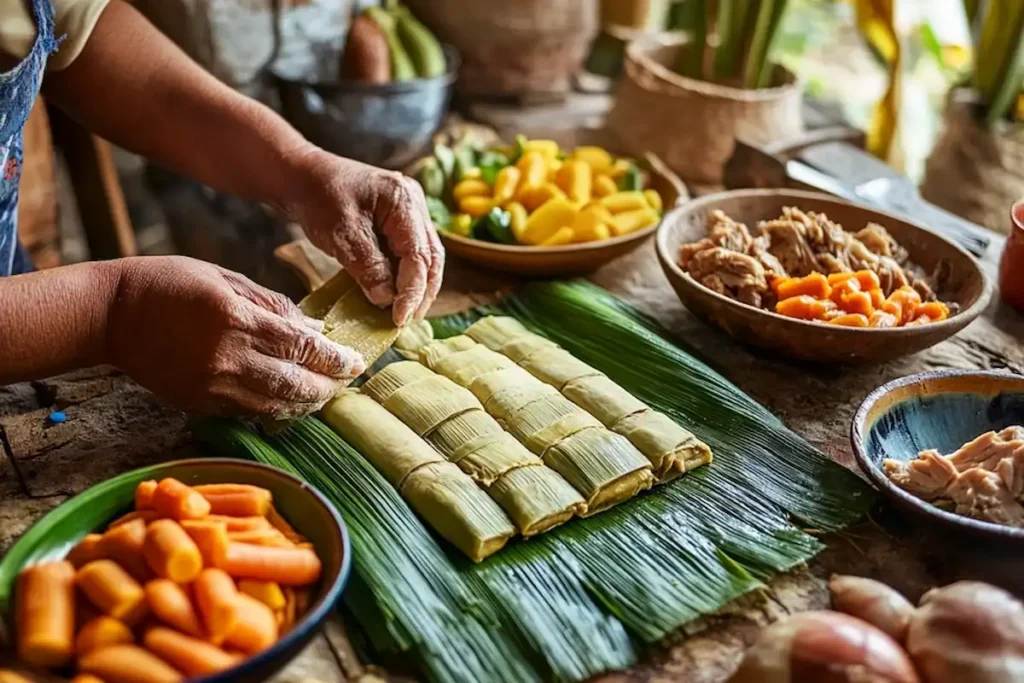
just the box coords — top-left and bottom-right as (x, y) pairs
(197, 280), (874, 683)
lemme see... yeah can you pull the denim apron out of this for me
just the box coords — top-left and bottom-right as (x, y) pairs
(0, 0), (60, 276)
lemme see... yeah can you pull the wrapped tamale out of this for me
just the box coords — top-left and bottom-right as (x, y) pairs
(393, 319), (435, 360)
(400, 462), (516, 562)
(488, 465), (587, 535)
(426, 409), (538, 485)
(465, 316), (713, 482)
(419, 335), (476, 366)
(320, 391), (443, 488)
(383, 377), (480, 437)
(546, 429), (654, 515)
(362, 361), (435, 403)
(430, 345), (516, 387)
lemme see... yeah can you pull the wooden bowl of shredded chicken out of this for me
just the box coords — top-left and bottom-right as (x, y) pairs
(656, 189), (991, 364)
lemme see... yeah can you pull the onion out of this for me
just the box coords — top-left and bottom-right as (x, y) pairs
(728, 610), (920, 683)
(829, 575), (915, 643)
(906, 581), (1024, 683)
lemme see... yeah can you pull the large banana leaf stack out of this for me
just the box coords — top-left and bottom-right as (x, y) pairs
(196, 280), (873, 683)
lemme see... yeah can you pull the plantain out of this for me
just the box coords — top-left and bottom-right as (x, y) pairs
(365, 6), (416, 81)
(393, 7), (446, 79)
(341, 15), (391, 83)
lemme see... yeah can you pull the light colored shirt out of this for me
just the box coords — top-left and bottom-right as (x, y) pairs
(0, 0), (110, 71)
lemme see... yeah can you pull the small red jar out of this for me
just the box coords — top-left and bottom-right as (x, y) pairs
(1002, 200), (1024, 312)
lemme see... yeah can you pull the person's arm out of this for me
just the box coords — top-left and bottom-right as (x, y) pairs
(0, 258), (365, 417)
(43, 0), (443, 325)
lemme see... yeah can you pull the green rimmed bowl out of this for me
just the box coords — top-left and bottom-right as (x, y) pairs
(851, 370), (1024, 541)
(0, 458), (351, 683)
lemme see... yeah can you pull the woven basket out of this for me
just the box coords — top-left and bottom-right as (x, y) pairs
(402, 0), (599, 97)
(605, 38), (803, 185)
(920, 90), (1024, 235)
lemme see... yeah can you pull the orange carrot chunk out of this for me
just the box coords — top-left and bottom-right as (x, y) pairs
(204, 515), (271, 532)
(70, 675), (106, 683)
(915, 301), (949, 322)
(144, 579), (204, 637)
(15, 561), (76, 668)
(266, 507), (305, 544)
(194, 569), (239, 645)
(194, 485), (272, 518)
(238, 580), (287, 611)
(828, 276), (861, 305)
(76, 560), (147, 625)
(225, 594), (279, 655)
(143, 520), (203, 583)
(181, 519), (230, 567)
(869, 311), (899, 328)
(135, 480), (158, 511)
(219, 543), (322, 587)
(775, 272), (831, 301)
(151, 479), (211, 521)
(853, 269), (881, 291)
(868, 288), (885, 309)
(826, 271), (855, 285)
(143, 627), (241, 677)
(76, 616), (134, 656)
(887, 286), (922, 325)
(280, 588), (297, 634)
(839, 290), (874, 317)
(775, 295), (835, 321)
(228, 529), (293, 547)
(100, 518), (151, 583)
(67, 534), (106, 569)
(828, 313), (870, 327)
(78, 644), (183, 683)
(108, 509), (160, 529)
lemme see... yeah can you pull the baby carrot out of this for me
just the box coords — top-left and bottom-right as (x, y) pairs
(70, 675), (106, 683)
(868, 288), (885, 310)
(144, 520), (203, 583)
(219, 543), (322, 586)
(67, 534), (105, 568)
(144, 579), (204, 638)
(266, 506), (304, 544)
(108, 509), (160, 529)
(193, 569), (239, 645)
(225, 594), (279, 654)
(78, 644), (183, 683)
(915, 301), (949, 322)
(887, 286), (922, 324)
(228, 529), (293, 547)
(204, 515), (271, 532)
(181, 519), (230, 567)
(193, 484), (272, 517)
(76, 560), (148, 625)
(76, 615), (134, 656)
(839, 290), (874, 317)
(151, 479), (211, 521)
(238, 579), (286, 611)
(135, 480), (158, 510)
(15, 560), (76, 668)
(100, 518), (151, 582)
(143, 627), (241, 677)
(828, 313), (870, 327)
(775, 272), (830, 301)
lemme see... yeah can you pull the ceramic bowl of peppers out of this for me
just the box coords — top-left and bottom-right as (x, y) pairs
(410, 135), (688, 276)
(0, 458), (350, 683)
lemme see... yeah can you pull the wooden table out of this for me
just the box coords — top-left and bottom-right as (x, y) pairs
(2, 230), (1022, 681)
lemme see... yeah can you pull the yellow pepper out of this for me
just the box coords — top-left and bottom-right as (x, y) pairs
(493, 166), (521, 204)
(601, 191), (649, 214)
(506, 202), (529, 243)
(571, 203), (614, 243)
(520, 198), (579, 245)
(609, 207), (659, 236)
(608, 158), (632, 179)
(593, 174), (618, 198)
(516, 182), (566, 212)
(453, 178), (491, 201)
(459, 196), (496, 218)
(571, 146), (613, 174)
(555, 160), (592, 205)
(516, 150), (548, 189)
(523, 139), (560, 162)
(451, 213), (473, 237)
(539, 226), (574, 247)
(643, 189), (663, 212)
(546, 159), (563, 182)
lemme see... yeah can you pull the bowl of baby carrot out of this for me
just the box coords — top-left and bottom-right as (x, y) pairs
(0, 458), (350, 683)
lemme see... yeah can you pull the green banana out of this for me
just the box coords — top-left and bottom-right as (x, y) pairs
(365, 6), (416, 81)
(393, 7), (446, 79)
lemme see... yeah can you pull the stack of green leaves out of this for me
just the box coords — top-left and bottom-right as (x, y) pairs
(195, 280), (873, 683)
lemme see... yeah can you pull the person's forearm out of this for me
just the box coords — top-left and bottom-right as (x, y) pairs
(43, 0), (318, 211)
(0, 261), (122, 384)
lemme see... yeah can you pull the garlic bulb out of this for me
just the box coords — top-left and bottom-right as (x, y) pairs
(906, 581), (1024, 683)
(728, 611), (920, 683)
(829, 575), (915, 643)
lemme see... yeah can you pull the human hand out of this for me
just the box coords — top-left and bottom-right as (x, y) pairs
(106, 256), (366, 417)
(284, 149), (444, 326)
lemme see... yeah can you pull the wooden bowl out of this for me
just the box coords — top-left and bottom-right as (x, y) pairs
(437, 152), (687, 277)
(0, 458), (352, 683)
(655, 189), (992, 364)
(851, 370), (1024, 542)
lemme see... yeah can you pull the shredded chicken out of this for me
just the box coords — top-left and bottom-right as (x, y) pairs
(679, 207), (944, 308)
(884, 427), (1024, 528)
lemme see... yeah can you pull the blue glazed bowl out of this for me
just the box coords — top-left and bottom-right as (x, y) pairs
(0, 458), (351, 683)
(851, 370), (1024, 541)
